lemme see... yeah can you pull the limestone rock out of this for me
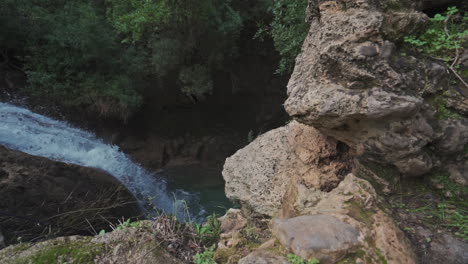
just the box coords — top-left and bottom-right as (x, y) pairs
(278, 172), (416, 264)
(217, 209), (248, 249)
(300, 174), (417, 264)
(238, 250), (289, 264)
(284, 0), (468, 176)
(223, 121), (352, 216)
(271, 215), (361, 264)
(0, 224), (182, 264)
(0, 146), (139, 245)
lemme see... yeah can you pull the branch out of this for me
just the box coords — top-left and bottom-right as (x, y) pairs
(449, 66), (468, 88)
(443, 13), (468, 89)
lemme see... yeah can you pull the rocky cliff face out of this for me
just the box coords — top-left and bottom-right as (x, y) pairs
(222, 0), (467, 263)
(285, 0), (468, 177)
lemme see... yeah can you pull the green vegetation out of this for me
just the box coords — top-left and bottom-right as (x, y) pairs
(0, 0), (308, 120)
(113, 218), (144, 230)
(429, 95), (464, 120)
(194, 213), (222, 246)
(256, 0), (309, 73)
(1, 0), (143, 120)
(391, 170), (468, 241)
(426, 171), (468, 240)
(345, 200), (375, 226)
(404, 7), (467, 63)
(287, 253), (320, 264)
(194, 246), (217, 264)
(336, 249), (366, 264)
(409, 201), (468, 240)
(107, 0), (242, 101)
(192, 214), (221, 263)
(15, 240), (105, 264)
(404, 6), (468, 87)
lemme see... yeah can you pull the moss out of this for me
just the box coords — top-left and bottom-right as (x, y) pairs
(12, 243), (32, 254)
(345, 200), (375, 226)
(385, 0), (405, 11)
(357, 161), (401, 195)
(0, 243), (32, 260)
(461, 69), (468, 80)
(428, 95), (464, 120)
(265, 240), (288, 257)
(429, 170), (468, 200)
(363, 162), (400, 182)
(238, 239), (261, 251)
(374, 248), (388, 264)
(214, 247), (241, 264)
(336, 249), (367, 264)
(15, 241), (105, 264)
(361, 238), (388, 264)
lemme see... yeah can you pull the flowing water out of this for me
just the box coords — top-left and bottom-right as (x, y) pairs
(0, 102), (212, 222)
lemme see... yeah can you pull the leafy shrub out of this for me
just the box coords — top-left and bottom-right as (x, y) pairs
(257, 0), (309, 74)
(106, 0), (243, 98)
(179, 65), (213, 101)
(4, 0), (143, 120)
(404, 7), (467, 67)
(287, 254), (320, 264)
(194, 213), (222, 246)
(193, 246), (217, 264)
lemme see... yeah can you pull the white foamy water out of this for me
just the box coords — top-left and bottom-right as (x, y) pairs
(0, 102), (204, 221)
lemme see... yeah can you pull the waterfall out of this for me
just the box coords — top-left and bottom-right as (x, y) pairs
(0, 102), (204, 221)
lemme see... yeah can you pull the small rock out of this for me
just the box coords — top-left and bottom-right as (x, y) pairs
(217, 209), (247, 249)
(239, 250), (289, 264)
(271, 215), (361, 264)
(218, 209), (247, 234)
(359, 46), (378, 57)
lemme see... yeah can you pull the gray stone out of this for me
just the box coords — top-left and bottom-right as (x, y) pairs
(223, 121), (351, 216)
(271, 215), (361, 264)
(284, 0), (468, 176)
(427, 234), (468, 264)
(239, 250), (289, 264)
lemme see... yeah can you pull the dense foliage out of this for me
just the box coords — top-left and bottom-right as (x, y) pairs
(0, 0), (309, 120)
(260, 0), (309, 73)
(404, 6), (468, 64)
(1, 0), (143, 120)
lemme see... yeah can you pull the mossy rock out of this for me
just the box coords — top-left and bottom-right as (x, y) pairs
(0, 226), (182, 264)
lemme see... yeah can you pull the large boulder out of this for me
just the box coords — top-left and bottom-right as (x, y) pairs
(223, 121), (352, 216)
(0, 146), (139, 245)
(293, 174), (417, 264)
(222, 121), (417, 263)
(272, 215), (361, 264)
(285, 0), (468, 176)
